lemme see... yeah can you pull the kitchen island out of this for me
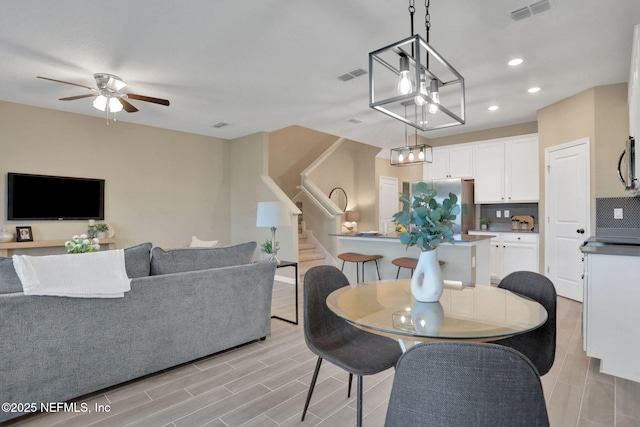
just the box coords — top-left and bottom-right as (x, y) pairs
(333, 233), (493, 286)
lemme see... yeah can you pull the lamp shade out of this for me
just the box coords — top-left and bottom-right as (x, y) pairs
(256, 201), (291, 228)
(345, 211), (361, 222)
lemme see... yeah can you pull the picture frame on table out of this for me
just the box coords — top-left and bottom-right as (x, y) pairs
(16, 226), (33, 242)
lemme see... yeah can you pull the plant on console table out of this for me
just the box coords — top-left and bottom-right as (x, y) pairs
(260, 239), (279, 260)
(393, 181), (460, 302)
(65, 234), (100, 254)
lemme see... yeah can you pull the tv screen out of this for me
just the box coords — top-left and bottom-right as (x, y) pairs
(7, 173), (105, 220)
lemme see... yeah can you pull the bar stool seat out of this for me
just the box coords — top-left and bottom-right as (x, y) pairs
(338, 252), (383, 283)
(392, 257), (445, 279)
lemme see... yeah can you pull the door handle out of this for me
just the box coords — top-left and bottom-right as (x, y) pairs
(577, 228), (585, 234)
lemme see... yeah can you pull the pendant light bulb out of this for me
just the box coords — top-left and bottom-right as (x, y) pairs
(419, 148), (425, 160)
(415, 74), (428, 106)
(398, 152), (404, 162)
(428, 80), (440, 114)
(408, 149), (415, 161)
(397, 55), (412, 95)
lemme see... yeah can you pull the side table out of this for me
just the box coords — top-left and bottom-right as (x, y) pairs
(272, 260), (299, 325)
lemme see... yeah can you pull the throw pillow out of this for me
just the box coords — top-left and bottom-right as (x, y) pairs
(189, 236), (219, 248)
(150, 241), (257, 275)
(124, 242), (152, 278)
(0, 256), (24, 294)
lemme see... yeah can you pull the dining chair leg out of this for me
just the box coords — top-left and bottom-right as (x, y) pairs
(347, 373), (353, 397)
(356, 375), (363, 427)
(301, 357), (323, 421)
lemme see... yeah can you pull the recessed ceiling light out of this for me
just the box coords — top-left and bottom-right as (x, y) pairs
(488, 105), (499, 111)
(528, 87), (541, 93)
(508, 58), (524, 66)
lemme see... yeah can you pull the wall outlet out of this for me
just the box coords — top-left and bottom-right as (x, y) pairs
(504, 210), (510, 217)
(496, 210), (502, 218)
(614, 208), (624, 219)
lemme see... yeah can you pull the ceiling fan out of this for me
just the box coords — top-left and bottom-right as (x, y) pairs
(37, 73), (170, 113)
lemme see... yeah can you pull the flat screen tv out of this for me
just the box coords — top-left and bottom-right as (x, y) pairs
(7, 173), (105, 220)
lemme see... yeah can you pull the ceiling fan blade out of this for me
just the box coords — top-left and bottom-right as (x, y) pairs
(126, 93), (170, 106)
(37, 76), (96, 91)
(59, 94), (98, 101)
(118, 98), (139, 113)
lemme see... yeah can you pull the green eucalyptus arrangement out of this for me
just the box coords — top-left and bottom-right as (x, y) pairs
(260, 239), (279, 254)
(393, 181), (461, 252)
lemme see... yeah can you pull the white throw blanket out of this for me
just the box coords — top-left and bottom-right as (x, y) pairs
(13, 250), (131, 298)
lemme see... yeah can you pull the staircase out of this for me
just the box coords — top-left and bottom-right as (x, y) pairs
(298, 231), (327, 278)
(296, 202), (330, 279)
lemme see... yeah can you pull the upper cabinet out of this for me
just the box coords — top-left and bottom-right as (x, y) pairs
(474, 134), (539, 204)
(426, 145), (474, 180)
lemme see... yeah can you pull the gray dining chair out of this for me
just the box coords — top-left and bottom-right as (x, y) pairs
(301, 265), (402, 427)
(493, 271), (557, 375)
(385, 342), (550, 427)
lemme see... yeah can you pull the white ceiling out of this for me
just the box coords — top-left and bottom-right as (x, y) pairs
(1, 1), (639, 153)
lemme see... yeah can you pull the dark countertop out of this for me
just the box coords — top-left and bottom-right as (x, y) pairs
(580, 236), (640, 257)
(469, 227), (539, 234)
(332, 233), (494, 243)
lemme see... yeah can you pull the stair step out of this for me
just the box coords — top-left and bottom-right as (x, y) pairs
(299, 242), (316, 251)
(299, 252), (325, 262)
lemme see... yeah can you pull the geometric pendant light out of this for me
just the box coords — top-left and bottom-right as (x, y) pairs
(369, 0), (465, 133)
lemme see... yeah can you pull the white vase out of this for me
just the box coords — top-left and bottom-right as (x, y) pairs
(411, 301), (444, 335)
(0, 229), (13, 243)
(410, 250), (444, 302)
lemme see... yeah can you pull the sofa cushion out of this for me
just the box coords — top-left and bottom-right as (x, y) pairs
(124, 242), (152, 278)
(150, 241), (257, 275)
(0, 257), (23, 294)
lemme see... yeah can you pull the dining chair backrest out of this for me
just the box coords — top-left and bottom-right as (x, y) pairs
(495, 271), (557, 375)
(385, 342), (550, 427)
(303, 265), (353, 353)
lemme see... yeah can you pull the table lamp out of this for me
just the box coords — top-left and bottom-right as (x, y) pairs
(256, 201), (291, 265)
(344, 210), (361, 232)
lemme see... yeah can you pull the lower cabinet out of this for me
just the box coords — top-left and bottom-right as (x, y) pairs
(583, 252), (640, 382)
(469, 231), (539, 283)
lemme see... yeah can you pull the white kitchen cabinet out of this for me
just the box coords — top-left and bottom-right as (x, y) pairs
(583, 252), (640, 382)
(469, 231), (539, 282)
(474, 134), (539, 203)
(427, 145), (474, 180)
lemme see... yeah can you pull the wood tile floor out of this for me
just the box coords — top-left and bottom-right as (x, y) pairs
(6, 280), (640, 427)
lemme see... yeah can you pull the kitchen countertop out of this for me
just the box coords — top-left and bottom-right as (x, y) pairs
(332, 233), (494, 243)
(469, 226), (539, 234)
(580, 236), (640, 257)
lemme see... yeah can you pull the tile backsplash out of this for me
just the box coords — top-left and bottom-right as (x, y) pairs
(596, 197), (640, 229)
(478, 203), (538, 227)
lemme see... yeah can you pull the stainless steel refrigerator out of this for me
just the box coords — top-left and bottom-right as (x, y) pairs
(410, 178), (475, 236)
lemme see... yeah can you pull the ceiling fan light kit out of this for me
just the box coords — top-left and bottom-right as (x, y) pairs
(369, 0), (465, 135)
(37, 73), (170, 122)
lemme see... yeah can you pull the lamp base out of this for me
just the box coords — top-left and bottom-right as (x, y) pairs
(268, 253), (283, 266)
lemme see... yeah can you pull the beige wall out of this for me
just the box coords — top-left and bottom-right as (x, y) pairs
(426, 122), (539, 147)
(268, 125), (338, 199)
(537, 82), (628, 270)
(0, 100), (230, 250)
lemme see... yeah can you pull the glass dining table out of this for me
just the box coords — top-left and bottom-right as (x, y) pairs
(326, 279), (548, 351)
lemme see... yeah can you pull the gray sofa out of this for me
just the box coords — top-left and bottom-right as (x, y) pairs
(0, 241), (276, 422)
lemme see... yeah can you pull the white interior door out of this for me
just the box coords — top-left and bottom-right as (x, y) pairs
(545, 139), (590, 301)
(379, 176), (399, 233)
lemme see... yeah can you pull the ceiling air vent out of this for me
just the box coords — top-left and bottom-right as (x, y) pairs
(530, 0), (551, 15)
(511, 0), (551, 21)
(511, 7), (531, 21)
(337, 68), (367, 82)
(212, 122), (229, 128)
(348, 118), (363, 124)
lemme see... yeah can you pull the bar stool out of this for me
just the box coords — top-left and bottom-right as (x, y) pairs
(392, 257), (418, 279)
(337, 252), (382, 283)
(392, 257), (445, 279)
